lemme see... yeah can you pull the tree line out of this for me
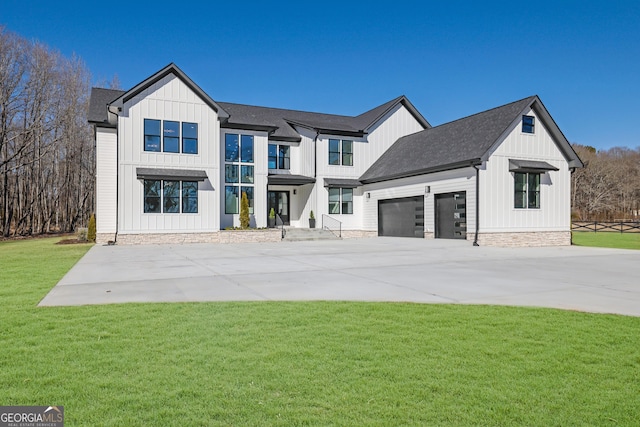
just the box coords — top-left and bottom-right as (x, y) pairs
(0, 27), (94, 237)
(572, 144), (640, 221)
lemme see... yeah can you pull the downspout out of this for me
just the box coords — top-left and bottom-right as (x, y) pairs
(472, 163), (480, 246)
(108, 105), (120, 244)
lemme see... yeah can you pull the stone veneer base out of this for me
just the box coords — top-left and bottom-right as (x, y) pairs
(110, 229), (281, 245)
(471, 231), (571, 247)
(340, 230), (377, 239)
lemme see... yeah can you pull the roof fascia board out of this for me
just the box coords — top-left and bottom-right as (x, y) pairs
(110, 63), (230, 119)
(221, 122), (278, 133)
(285, 118), (366, 138)
(361, 159), (482, 184)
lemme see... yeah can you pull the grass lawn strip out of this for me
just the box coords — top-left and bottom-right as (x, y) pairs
(1, 237), (639, 425)
(572, 231), (640, 249)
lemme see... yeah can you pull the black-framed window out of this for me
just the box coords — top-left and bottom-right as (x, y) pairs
(514, 172), (540, 209)
(329, 139), (353, 166)
(522, 115), (535, 134)
(144, 119), (198, 153)
(328, 188), (353, 214)
(268, 144), (290, 170)
(342, 140), (353, 166)
(225, 133), (254, 214)
(182, 122), (198, 154)
(163, 121), (180, 153)
(144, 119), (161, 152)
(268, 144), (278, 169)
(144, 179), (198, 213)
(329, 139), (340, 165)
(278, 145), (290, 169)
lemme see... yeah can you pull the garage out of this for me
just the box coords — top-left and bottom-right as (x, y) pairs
(378, 196), (424, 237)
(435, 192), (467, 239)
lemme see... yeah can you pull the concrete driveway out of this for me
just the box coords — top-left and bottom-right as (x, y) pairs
(39, 237), (640, 316)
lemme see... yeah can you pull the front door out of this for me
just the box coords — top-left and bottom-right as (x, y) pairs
(267, 191), (290, 225)
(435, 191), (467, 239)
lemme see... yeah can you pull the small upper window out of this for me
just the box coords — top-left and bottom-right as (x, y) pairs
(328, 139), (353, 166)
(522, 115), (535, 134)
(144, 119), (161, 152)
(182, 122), (198, 154)
(163, 121), (180, 153)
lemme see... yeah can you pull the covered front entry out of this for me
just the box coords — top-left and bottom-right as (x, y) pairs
(378, 196), (424, 237)
(435, 191), (467, 239)
(267, 191), (290, 225)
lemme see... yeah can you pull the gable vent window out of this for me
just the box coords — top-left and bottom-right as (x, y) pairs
(522, 115), (535, 134)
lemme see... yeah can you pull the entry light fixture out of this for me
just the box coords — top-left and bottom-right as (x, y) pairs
(425, 185), (431, 194)
(293, 189), (297, 195)
(366, 192), (371, 199)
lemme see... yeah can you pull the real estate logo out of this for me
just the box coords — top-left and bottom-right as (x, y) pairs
(0, 406), (64, 427)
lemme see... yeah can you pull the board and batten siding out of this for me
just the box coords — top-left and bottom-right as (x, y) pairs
(117, 74), (221, 234)
(480, 107), (571, 232)
(95, 127), (117, 234)
(362, 168), (476, 234)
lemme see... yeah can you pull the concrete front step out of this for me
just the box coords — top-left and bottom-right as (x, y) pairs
(282, 227), (340, 241)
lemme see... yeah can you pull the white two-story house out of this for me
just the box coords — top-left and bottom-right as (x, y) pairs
(89, 63), (582, 246)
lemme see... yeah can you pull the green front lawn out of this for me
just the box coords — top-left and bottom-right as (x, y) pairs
(572, 231), (640, 249)
(1, 237), (640, 425)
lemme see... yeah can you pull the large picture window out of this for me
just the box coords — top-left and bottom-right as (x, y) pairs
(328, 139), (353, 166)
(328, 188), (353, 214)
(144, 119), (198, 154)
(225, 133), (254, 214)
(144, 179), (198, 213)
(514, 172), (540, 209)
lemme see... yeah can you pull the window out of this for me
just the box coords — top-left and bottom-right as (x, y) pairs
(163, 121), (179, 153)
(145, 119), (198, 153)
(182, 181), (198, 213)
(514, 172), (540, 209)
(144, 179), (198, 213)
(144, 119), (161, 152)
(342, 140), (353, 166)
(182, 122), (198, 154)
(278, 145), (290, 169)
(328, 188), (353, 214)
(328, 139), (353, 166)
(522, 115), (535, 134)
(268, 144), (277, 169)
(225, 133), (254, 214)
(268, 144), (290, 170)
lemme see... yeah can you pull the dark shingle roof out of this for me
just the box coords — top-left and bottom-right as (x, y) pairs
(219, 95), (429, 142)
(88, 88), (125, 125)
(360, 96), (538, 183)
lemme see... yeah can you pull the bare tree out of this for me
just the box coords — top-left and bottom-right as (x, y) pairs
(0, 26), (93, 237)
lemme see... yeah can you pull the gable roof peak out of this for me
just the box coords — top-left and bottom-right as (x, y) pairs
(110, 63), (229, 119)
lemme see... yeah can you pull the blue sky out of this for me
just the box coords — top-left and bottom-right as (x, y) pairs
(2, 0), (639, 150)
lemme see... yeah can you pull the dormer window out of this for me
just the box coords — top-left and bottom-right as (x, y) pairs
(522, 115), (535, 134)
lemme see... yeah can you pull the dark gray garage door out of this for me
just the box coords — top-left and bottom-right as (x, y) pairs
(435, 191), (467, 239)
(378, 196), (424, 237)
